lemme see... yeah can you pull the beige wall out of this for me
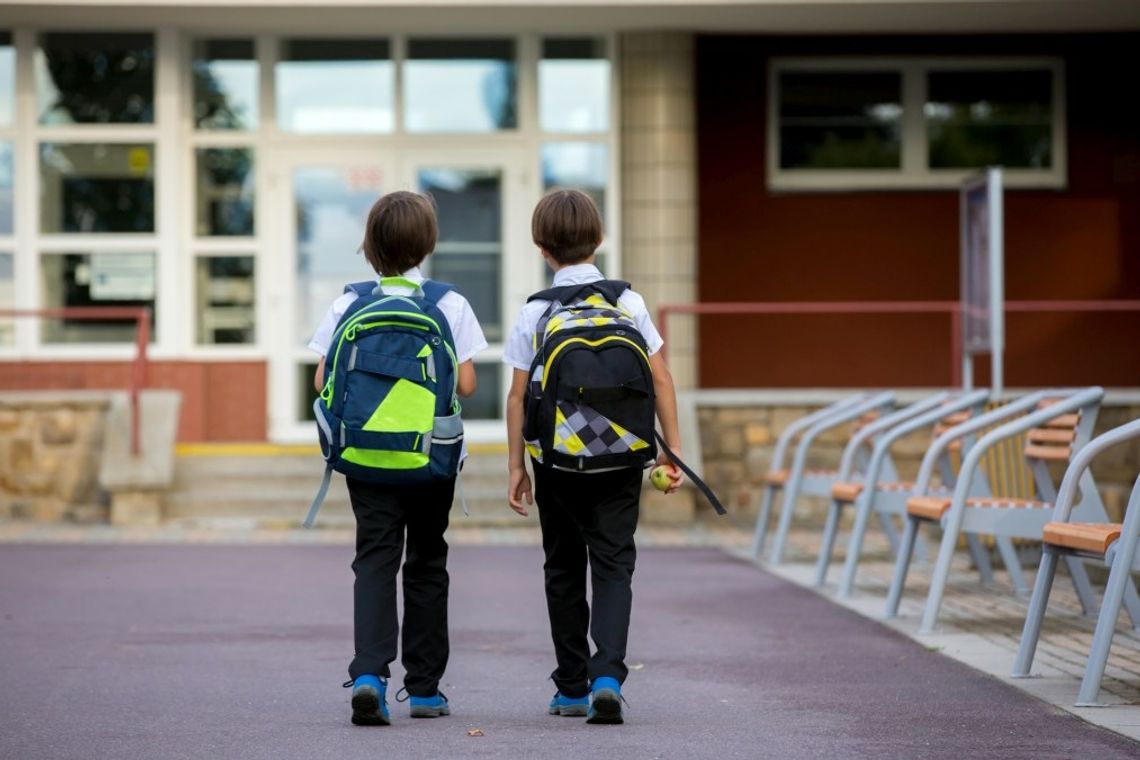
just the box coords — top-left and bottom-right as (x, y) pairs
(619, 31), (697, 389)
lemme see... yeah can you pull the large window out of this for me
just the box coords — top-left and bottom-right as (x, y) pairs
(404, 39), (516, 133)
(276, 38), (393, 133)
(769, 59), (1065, 190)
(36, 33), (155, 125)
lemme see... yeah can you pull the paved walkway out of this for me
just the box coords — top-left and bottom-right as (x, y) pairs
(763, 524), (1140, 741)
(2, 542), (1137, 759)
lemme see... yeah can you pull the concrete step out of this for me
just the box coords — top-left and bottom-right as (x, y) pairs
(166, 450), (526, 527)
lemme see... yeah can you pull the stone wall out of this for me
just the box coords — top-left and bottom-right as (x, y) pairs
(0, 393), (110, 522)
(699, 401), (1140, 525)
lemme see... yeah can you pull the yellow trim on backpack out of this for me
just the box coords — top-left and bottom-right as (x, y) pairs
(541, 335), (648, 390)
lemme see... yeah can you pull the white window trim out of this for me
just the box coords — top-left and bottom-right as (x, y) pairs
(1, 23), (620, 441)
(767, 57), (1067, 193)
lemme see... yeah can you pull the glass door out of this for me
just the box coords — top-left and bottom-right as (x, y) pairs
(403, 150), (533, 440)
(268, 150), (391, 441)
(268, 148), (531, 442)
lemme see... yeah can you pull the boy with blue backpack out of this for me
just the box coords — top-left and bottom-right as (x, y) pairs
(504, 190), (721, 725)
(307, 190), (486, 726)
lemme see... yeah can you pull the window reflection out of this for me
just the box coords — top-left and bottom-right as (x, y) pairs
(0, 252), (12, 346)
(40, 143), (155, 233)
(778, 71), (902, 169)
(196, 148), (255, 237)
(462, 362), (502, 420)
(294, 166), (379, 345)
(419, 168), (503, 340)
(276, 39), (393, 133)
(0, 33), (13, 127)
(36, 33), (155, 124)
(926, 70), (1053, 169)
(41, 252), (156, 343)
(405, 39), (516, 133)
(196, 256), (255, 344)
(541, 142), (607, 221)
(540, 38), (609, 132)
(0, 141), (12, 235)
(192, 39), (258, 130)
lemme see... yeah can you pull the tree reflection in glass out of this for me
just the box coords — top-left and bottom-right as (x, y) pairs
(36, 33), (155, 124)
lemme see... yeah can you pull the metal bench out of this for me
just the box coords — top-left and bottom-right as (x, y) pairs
(885, 388), (1107, 634)
(752, 391), (895, 564)
(816, 389), (992, 595)
(1012, 417), (1140, 706)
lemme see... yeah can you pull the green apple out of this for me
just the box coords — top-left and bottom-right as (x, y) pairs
(650, 466), (673, 492)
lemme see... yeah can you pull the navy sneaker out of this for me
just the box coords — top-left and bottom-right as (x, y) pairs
(348, 675), (390, 726)
(548, 691), (589, 717)
(408, 692), (450, 718)
(586, 677), (623, 725)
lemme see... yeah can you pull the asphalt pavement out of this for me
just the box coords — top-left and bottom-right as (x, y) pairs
(1, 544), (1137, 759)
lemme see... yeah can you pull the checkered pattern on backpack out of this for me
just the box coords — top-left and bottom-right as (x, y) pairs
(552, 401), (651, 458)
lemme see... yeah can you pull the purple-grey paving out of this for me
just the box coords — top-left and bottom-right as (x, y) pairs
(1, 544), (1137, 760)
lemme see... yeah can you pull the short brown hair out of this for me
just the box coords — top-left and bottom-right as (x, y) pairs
(361, 191), (438, 276)
(531, 189), (603, 265)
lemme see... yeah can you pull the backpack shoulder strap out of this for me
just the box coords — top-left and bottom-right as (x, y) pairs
(527, 279), (631, 306)
(344, 280), (377, 298)
(420, 279), (454, 307)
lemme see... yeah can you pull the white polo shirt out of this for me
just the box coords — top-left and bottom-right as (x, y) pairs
(308, 266), (487, 363)
(502, 263), (664, 372)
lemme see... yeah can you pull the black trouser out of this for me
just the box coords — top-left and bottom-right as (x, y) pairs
(533, 464), (641, 698)
(346, 476), (454, 697)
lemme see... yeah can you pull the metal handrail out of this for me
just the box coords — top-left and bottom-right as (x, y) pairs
(0, 307), (151, 456)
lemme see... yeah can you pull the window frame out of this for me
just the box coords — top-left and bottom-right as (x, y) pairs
(767, 57), (1067, 192)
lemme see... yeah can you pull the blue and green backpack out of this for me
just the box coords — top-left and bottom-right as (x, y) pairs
(304, 276), (463, 527)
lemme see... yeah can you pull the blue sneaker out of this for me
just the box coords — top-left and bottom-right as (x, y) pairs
(349, 675), (390, 726)
(408, 692), (450, 718)
(586, 677), (623, 725)
(548, 691), (589, 717)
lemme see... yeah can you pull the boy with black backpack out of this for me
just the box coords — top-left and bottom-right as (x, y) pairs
(503, 189), (694, 725)
(307, 191), (486, 726)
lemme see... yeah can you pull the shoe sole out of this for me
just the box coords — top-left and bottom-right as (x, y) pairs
(586, 689), (623, 725)
(548, 704), (588, 717)
(409, 704), (451, 718)
(351, 689), (390, 726)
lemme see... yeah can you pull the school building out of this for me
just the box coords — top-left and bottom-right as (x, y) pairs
(0, 1), (1137, 446)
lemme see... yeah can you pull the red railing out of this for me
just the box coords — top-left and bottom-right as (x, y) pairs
(658, 299), (1140, 388)
(0, 307), (151, 456)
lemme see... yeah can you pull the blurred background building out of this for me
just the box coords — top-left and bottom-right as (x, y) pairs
(0, 1), (1137, 446)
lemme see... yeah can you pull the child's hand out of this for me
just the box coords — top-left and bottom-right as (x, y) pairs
(508, 467), (533, 516)
(655, 452), (684, 494)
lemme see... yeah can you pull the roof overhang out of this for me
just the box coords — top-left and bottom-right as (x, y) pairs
(1, 1), (1137, 34)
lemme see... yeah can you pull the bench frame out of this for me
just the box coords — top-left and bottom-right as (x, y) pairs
(885, 387), (1107, 634)
(1012, 417), (1140, 706)
(756, 392), (896, 564)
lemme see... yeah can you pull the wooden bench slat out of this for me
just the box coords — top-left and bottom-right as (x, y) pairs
(1024, 443), (1072, 461)
(1044, 413), (1080, 429)
(763, 469), (789, 486)
(1043, 522), (1122, 555)
(1027, 428), (1076, 444)
(831, 481), (863, 502)
(907, 495), (952, 520)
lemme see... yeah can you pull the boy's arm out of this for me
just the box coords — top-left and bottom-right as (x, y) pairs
(505, 368), (533, 516)
(457, 360), (477, 397)
(313, 357), (325, 393)
(649, 351), (685, 493)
